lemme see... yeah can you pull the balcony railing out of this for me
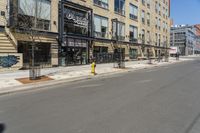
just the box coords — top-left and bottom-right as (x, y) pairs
(94, 31), (109, 38)
(130, 14), (138, 20)
(112, 35), (125, 41)
(129, 38), (138, 43)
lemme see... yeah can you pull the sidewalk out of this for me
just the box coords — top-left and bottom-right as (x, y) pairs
(0, 57), (193, 95)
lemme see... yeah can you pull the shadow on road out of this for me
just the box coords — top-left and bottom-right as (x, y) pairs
(0, 123), (6, 133)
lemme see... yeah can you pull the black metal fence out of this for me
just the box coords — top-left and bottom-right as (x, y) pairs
(93, 53), (114, 64)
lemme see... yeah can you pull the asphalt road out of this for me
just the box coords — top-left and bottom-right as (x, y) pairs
(1, 57), (200, 133)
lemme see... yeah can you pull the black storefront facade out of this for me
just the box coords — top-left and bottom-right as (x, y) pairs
(59, 0), (93, 66)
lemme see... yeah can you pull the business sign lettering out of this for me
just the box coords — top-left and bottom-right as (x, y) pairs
(64, 8), (89, 27)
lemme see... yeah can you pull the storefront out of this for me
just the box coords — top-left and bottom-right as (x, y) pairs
(18, 42), (51, 68)
(59, 0), (93, 66)
(60, 38), (88, 65)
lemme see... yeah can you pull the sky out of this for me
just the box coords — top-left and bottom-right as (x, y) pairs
(171, 0), (200, 25)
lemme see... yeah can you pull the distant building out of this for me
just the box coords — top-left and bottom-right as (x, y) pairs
(195, 24), (200, 37)
(170, 25), (200, 55)
(170, 25), (196, 55)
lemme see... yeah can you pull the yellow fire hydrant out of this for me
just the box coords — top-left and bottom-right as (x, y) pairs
(91, 61), (96, 75)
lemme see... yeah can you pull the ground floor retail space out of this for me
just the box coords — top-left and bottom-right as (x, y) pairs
(14, 33), (59, 69)
(59, 39), (168, 66)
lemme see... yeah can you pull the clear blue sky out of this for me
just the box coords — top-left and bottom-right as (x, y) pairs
(171, 0), (200, 25)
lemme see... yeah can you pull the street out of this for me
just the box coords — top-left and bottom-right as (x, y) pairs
(1, 57), (200, 133)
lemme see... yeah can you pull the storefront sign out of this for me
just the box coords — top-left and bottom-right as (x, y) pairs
(66, 38), (87, 47)
(64, 8), (89, 27)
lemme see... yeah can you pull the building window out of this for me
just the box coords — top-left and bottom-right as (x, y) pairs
(141, 10), (145, 24)
(114, 0), (125, 16)
(146, 0), (150, 8)
(129, 25), (138, 42)
(166, 9), (168, 18)
(155, 17), (158, 28)
(155, 1), (158, 13)
(94, 15), (108, 38)
(141, 29), (145, 43)
(158, 3), (161, 15)
(93, 0), (109, 9)
(112, 21), (125, 40)
(129, 4), (138, 20)
(155, 33), (158, 45)
(147, 13), (150, 26)
(147, 31), (150, 43)
(141, 0), (145, 5)
(163, 21), (165, 31)
(63, 7), (90, 36)
(0, 11), (5, 16)
(158, 19), (161, 30)
(17, 0), (51, 31)
(158, 34), (161, 46)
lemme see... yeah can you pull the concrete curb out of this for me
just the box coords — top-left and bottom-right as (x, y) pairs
(0, 59), (191, 96)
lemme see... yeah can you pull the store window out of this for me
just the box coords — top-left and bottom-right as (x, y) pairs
(18, 42), (51, 67)
(94, 15), (108, 38)
(129, 25), (138, 42)
(63, 7), (90, 36)
(62, 38), (88, 65)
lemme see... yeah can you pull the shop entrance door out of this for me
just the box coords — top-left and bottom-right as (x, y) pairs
(64, 38), (88, 66)
(67, 47), (87, 65)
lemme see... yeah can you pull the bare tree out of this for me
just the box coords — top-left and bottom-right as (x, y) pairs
(11, 0), (51, 79)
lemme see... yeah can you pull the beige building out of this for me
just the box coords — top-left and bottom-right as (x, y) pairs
(0, 0), (59, 69)
(0, 0), (7, 27)
(59, 0), (171, 65)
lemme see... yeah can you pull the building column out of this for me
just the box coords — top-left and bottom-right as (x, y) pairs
(51, 43), (58, 67)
